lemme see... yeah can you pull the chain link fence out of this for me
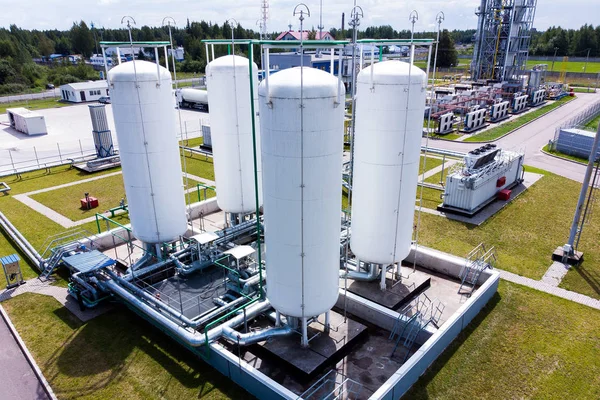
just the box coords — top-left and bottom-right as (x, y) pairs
(551, 99), (600, 159)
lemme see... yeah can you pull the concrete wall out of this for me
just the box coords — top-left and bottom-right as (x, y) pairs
(370, 268), (500, 399)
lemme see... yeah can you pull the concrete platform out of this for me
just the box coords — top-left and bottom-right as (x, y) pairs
(342, 266), (430, 310)
(253, 310), (367, 379)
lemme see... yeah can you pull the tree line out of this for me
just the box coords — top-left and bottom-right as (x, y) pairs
(0, 20), (598, 95)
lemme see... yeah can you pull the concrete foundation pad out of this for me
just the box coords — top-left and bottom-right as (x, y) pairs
(342, 269), (430, 310)
(552, 246), (583, 266)
(436, 171), (543, 225)
(255, 310), (367, 379)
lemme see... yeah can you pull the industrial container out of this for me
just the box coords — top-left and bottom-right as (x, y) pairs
(177, 88), (209, 111)
(109, 60), (187, 244)
(442, 147), (524, 213)
(206, 55), (262, 214)
(259, 66), (344, 318)
(351, 61), (427, 265)
(5, 108), (47, 135)
(556, 128), (600, 160)
(88, 104), (115, 158)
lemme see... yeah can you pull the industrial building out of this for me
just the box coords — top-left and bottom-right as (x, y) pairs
(0, 38), (502, 399)
(60, 81), (109, 103)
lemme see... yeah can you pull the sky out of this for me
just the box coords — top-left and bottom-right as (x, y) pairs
(0, 0), (596, 33)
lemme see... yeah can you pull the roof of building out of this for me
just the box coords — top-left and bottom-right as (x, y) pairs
(224, 245), (255, 260)
(190, 232), (220, 245)
(60, 80), (108, 90)
(6, 108), (43, 117)
(275, 30), (334, 41)
(62, 250), (115, 273)
(0, 254), (20, 266)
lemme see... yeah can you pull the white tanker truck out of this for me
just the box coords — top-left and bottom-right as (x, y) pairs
(176, 88), (209, 112)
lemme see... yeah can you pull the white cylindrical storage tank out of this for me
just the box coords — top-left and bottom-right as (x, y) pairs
(109, 61), (187, 244)
(259, 67), (343, 318)
(350, 61), (427, 264)
(206, 55), (262, 214)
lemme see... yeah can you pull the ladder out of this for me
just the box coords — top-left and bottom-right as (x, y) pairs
(458, 243), (496, 297)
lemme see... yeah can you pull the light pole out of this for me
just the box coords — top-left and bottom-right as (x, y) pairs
(583, 48), (591, 74)
(551, 47), (558, 72)
(347, 4), (363, 210)
(431, 12), (445, 86)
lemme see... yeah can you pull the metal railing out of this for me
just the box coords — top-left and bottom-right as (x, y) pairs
(553, 99), (600, 143)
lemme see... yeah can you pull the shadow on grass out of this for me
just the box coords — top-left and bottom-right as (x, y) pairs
(570, 263), (600, 297)
(54, 306), (250, 399)
(403, 291), (502, 399)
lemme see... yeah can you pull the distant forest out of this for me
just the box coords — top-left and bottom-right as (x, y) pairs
(0, 20), (598, 95)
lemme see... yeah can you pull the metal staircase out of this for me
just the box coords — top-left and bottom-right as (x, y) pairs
(389, 293), (445, 362)
(38, 229), (98, 280)
(458, 243), (496, 296)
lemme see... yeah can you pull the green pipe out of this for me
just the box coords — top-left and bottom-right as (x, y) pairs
(227, 44), (231, 55)
(248, 43), (264, 300)
(94, 213), (132, 232)
(379, 46), (383, 62)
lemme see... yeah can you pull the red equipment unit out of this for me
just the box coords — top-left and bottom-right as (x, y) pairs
(496, 176), (506, 187)
(80, 196), (99, 210)
(497, 189), (511, 201)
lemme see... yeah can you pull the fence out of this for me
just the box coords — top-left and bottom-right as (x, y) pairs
(0, 90), (60, 104)
(0, 117), (206, 177)
(550, 99), (600, 158)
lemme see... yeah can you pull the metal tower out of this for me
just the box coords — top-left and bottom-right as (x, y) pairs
(471, 0), (537, 83)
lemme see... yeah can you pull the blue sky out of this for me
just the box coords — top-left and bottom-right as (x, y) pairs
(0, 0), (595, 32)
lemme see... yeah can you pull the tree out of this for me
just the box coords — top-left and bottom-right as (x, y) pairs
(70, 21), (94, 57)
(307, 28), (317, 40)
(435, 29), (458, 68)
(36, 33), (54, 57)
(137, 49), (147, 61)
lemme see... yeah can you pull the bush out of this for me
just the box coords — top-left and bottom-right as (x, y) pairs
(178, 59), (206, 73)
(0, 83), (29, 95)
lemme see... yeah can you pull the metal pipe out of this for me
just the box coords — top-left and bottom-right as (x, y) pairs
(105, 279), (271, 346)
(193, 295), (250, 326)
(0, 212), (43, 262)
(71, 272), (98, 301)
(339, 260), (378, 281)
(301, 317), (308, 348)
(380, 264), (386, 291)
(222, 324), (293, 346)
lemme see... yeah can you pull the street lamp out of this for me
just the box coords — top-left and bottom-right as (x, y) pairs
(551, 47), (558, 72)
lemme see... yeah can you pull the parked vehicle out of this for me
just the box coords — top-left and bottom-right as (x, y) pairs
(98, 96), (111, 104)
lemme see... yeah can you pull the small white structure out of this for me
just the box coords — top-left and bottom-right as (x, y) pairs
(168, 46), (185, 61)
(5, 108), (47, 135)
(60, 81), (109, 103)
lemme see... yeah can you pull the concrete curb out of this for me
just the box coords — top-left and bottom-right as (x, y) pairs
(0, 304), (57, 400)
(540, 148), (587, 167)
(429, 96), (576, 144)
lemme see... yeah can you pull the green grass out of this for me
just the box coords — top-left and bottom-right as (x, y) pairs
(181, 153), (215, 181)
(571, 87), (597, 93)
(542, 144), (588, 165)
(463, 96), (575, 142)
(430, 132), (463, 141)
(407, 280), (600, 399)
(416, 166), (600, 292)
(2, 293), (249, 400)
(180, 136), (204, 148)
(0, 97), (73, 114)
(584, 114), (600, 131)
(29, 174), (201, 221)
(540, 60), (600, 74)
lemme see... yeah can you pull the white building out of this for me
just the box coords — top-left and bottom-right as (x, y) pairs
(60, 81), (109, 103)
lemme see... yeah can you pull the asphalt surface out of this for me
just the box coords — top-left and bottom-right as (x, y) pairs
(0, 311), (50, 400)
(424, 92), (599, 183)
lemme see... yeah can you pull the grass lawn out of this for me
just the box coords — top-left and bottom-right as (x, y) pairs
(571, 87), (597, 93)
(181, 153), (215, 181)
(584, 114), (600, 131)
(180, 136), (204, 148)
(540, 60), (600, 74)
(430, 132), (463, 141)
(0, 97), (73, 114)
(463, 96), (575, 142)
(542, 144), (588, 165)
(407, 280), (600, 399)
(416, 166), (600, 292)
(2, 293), (249, 400)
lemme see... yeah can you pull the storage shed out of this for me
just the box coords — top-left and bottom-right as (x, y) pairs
(5, 108), (47, 135)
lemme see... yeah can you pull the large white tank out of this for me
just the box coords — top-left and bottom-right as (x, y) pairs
(350, 61), (427, 264)
(109, 61), (187, 244)
(206, 55), (262, 214)
(259, 67), (343, 318)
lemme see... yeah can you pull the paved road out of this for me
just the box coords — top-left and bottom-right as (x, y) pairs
(424, 92), (600, 183)
(0, 310), (50, 400)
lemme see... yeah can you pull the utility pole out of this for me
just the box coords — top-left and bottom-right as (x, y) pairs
(347, 4), (363, 209)
(551, 47), (558, 72)
(583, 48), (591, 74)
